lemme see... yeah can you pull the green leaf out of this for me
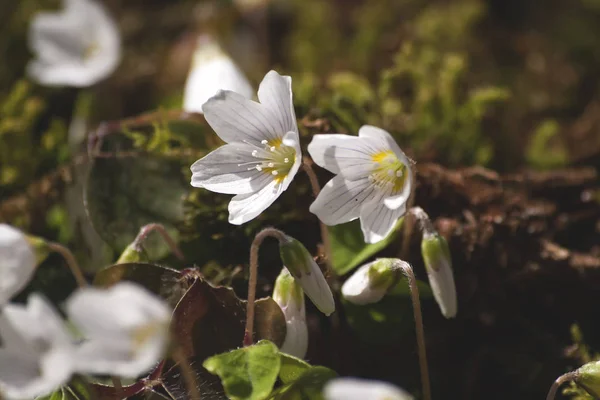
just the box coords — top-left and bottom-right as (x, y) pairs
(203, 340), (281, 400)
(269, 366), (337, 400)
(36, 378), (95, 400)
(279, 353), (311, 384)
(329, 219), (403, 275)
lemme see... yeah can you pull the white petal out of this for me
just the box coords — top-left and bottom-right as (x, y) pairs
(426, 257), (457, 318)
(359, 197), (405, 244)
(382, 167), (412, 211)
(307, 134), (376, 179)
(203, 90), (282, 145)
(257, 70), (298, 134)
(359, 125), (413, 176)
(309, 176), (374, 226)
(280, 316), (308, 359)
(190, 143), (271, 194)
(0, 224), (37, 305)
(324, 378), (413, 400)
(227, 179), (283, 225)
(183, 38), (254, 114)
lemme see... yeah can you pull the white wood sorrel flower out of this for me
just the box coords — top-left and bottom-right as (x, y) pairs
(0, 224), (46, 305)
(66, 282), (171, 378)
(272, 268), (308, 358)
(28, 0), (121, 87)
(183, 35), (254, 114)
(324, 378), (413, 400)
(0, 295), (75, 400)
(190, 70), (301, 224)
(308, 125), (413, 244)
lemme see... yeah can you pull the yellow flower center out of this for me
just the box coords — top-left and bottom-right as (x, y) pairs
(247, 137), (297, 184)
(370, 150), (408, 194)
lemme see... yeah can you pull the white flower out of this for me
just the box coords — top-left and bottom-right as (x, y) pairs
(0, 294), (75, 400)
(278, 236), (335, 316)
(324, 378), (413, 400)
(28, 0), (121, 87)
(0, 224), (38, 305)
(190, 70), (301, 224)
(66, 282), (171, 378)
(183, 35), (254, 114)
(421, 231), (457, 318)
(308, 125), (413, 244)
(341, 259), (399, 305)
(273, 268), (308, 358)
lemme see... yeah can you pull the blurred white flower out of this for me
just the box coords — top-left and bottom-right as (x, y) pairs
(0, 294), (75, 400)
(66, 282), (171, 378)
(279, 235), (335, 316)
(28, 0), (121, 87)
(190, 70), (301, 224)
(273, 268), (308, 358)
(183, 35), (253, 114)
(421, 231), (457, 318)
(0, 224), (39, 305)
(324, 378), (413, 400)
(308, 125), (413, 244)
(341, 259), (400, 305)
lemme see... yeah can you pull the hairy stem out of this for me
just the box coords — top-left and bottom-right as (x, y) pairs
(244, 227), (287, 347)
(302, 158), (334, 275)
(393, 260), (432, 400)
(400, 167), (418, 259)
(546, 371), (578, 400)
(133, 223), (185, 261)
(172, 345), (201, 400)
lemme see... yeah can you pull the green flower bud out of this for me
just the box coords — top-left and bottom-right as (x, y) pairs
(278, 235), (335, 316)
(342, 258), (400, 305)
(116, 243), (148, 264)
(273, 268), (308, 358)
(421, 232), (457, 318)
(576, 361), (600, 398)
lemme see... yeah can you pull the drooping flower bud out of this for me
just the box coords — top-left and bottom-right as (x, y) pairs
(341, 259), (401, 305)
(279, 235), (335, 316)
(324, 378), (413, 400)
(272, 268), (308, 358)
(183, 35), (254, 114)
(575, 361), (600, 398)
(421, 231), (457, 318)
(116, 243), (148, 264)
(0, 224), (49, 305)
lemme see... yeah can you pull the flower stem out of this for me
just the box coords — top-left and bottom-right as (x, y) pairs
(546, 371), (578, 400)
(400, 167), (418, 260)
(47, 242), (125, 399)
(133, 223), (185, 261)
(409, 206), (435, 237)
(302, 157), (334, 275)
(244, 227), (287, 347)
(393, 260), (431, 400)
(47, 242), (88, 288)
(172, 345), (201, 400)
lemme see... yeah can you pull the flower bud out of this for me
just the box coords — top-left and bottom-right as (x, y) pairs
(341, 259), (400, 305)
(576, 361), (600, 397)
(116, 243), (148, 264)
(273, 268), (308, 358)
(279, 235), (335, 316)
(0, 224), (49, 305)
(421, 232), (457, 318)
(183, 35), (254, 114)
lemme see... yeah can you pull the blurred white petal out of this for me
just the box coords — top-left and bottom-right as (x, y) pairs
(0, 224), (37, 305)
(324, 378), (413, 400)
(183, 36), (253, 114)
(27, 0), (121, 87)
(66, 282), (171, 378)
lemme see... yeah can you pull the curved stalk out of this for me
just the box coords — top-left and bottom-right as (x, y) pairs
(546, 371), (578, 400)
(244, 227), (287, 346)
(133, 223), (185, 261)
(171, 344), (201, 400)
(393, 260), (431, 400)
